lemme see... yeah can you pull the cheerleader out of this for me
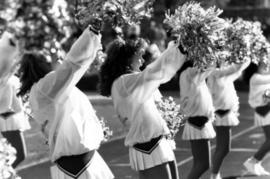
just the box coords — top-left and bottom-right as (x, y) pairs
(207, 60), (250, 179)
(17, 24), (114, 179)
(179, 61), (216, 179)
(242, 61), (270, 176)
(98, 38), (186, 179)
(0, 31), (30, 168)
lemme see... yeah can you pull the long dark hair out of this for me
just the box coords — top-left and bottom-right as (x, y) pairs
(177, 60), (194, 79)
(242, 62), (259, 85)
(17, 51), (52, 96)
(98, 38), (146, 97)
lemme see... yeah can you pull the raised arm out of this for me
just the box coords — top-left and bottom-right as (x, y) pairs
(37, 28), (101, 101)
(213, 60), (250, 81)
(193, 67), (214, 84)
(122, 43), (186, 102)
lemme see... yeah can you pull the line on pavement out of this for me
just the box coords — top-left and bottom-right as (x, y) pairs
(110, 163), (130, 167)
(177, 125), (258, 167)
(230, 148), (257, 152)
(17, 158), (50, 171)
(110, 125), (259, 168)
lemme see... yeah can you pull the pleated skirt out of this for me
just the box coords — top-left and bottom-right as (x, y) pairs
(182, 120), (216, 140)
(50, 151), (114, 179)
(254, 112), (270, 127)
(0, 112), (30, 132)
(129, 137), (175, 171)
(214, 111), (239, 126)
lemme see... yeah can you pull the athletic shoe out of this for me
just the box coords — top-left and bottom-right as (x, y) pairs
(210, 173), (222, 179)
(243, 157), (261, 176)
(256, 162), (270, 176)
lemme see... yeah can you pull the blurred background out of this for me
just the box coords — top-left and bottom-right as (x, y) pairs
(1, 1), (268, 178)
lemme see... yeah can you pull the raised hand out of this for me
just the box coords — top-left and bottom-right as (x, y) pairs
(178, 43), (188, 55)
(75, 0), (106, 30)
(88, 17), (102, 35)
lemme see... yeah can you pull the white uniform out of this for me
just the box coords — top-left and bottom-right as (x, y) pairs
(207, 63), (248, 126)
(111, 43), (185, 171)
(249, 73), (270, 127)
(180, 67), (216, 140)
(29, 30), (114, 179)
(0, 31), (30, 132)
(0, 76), (30, 131)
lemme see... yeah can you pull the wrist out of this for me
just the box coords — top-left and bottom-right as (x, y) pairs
(88, 25), (99, 35)
(178, 44), (188, 55)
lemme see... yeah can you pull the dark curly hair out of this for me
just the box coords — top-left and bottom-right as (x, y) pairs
(242, 62), (259, 85)
(98, 38), (147, 97)
(178, 60), (194, 78)
(17, 51), (52, 96)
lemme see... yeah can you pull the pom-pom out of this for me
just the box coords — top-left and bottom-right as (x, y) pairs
(103, 0), (154, 26)
(76, 0), (154, 28)
(99, 117), (113, 142)
(75, 0), (105, 29)
(155, 96), (186, 140)
(224, 19), (270, 66)
(0, 138), (21, 179)
(164, 2), (227, 70)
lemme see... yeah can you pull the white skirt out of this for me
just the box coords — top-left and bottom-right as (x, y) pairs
(214, 110), (239, 126)
(254, 112), (270, 127)
(0, 112), (30, 132)
(182, 120), (216, 140)
(129, 138), (175, 171)
(50, 151), (114, 179)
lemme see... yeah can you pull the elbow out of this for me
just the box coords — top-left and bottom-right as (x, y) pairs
(66, 32), (101, 64)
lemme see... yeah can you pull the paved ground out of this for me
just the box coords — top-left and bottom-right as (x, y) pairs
(17, 91), (270, 179)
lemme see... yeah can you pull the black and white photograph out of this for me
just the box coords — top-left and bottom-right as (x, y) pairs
(1, 0), (270, 179)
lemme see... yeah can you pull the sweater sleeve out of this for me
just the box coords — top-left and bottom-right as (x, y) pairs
(122, 43), (186, 103)
(36, 29), (102, 101)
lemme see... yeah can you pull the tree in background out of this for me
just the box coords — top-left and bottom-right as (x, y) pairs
(228, 0), (270, 7)
(14, 0), (74, 61)
(0, 0), (78, 62)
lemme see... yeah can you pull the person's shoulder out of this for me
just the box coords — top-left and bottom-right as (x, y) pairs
(9, 75), (19, 83)
(250, 73), (270, 84)
(112, 73), (135, 87)
(33, 71), (55, 91)
(250, 73), (261, 80)
(179, 68), (191, 81)
(7, 75), (20, 88)
(183, 67), (194, 75)
(114, 72), (141, 91)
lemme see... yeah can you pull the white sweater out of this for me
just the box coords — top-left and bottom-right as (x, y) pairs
(29, 29), (104, 162)
(249, 73), (270, 108)
(111, 43), (185, 146)
(179, 67), (214, 118)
